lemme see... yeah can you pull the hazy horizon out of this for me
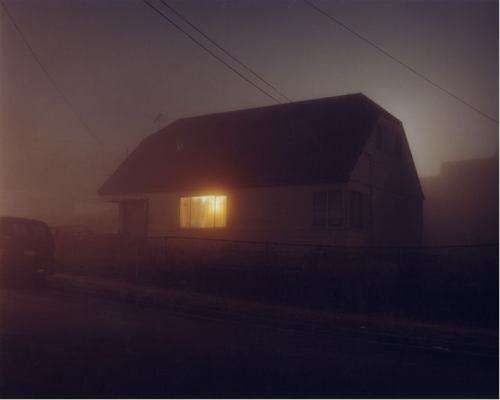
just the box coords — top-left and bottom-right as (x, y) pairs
(1, 0), (498, 229)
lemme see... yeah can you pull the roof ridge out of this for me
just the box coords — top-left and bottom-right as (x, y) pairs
(97, 94), (407, 196)
(173, 92), (367, 122)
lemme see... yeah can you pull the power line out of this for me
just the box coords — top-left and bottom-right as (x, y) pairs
(302, 0), (499, 125)
(142, 0), (283, 105)
(159, 0), (292, 104)
(1, 1), (124, 159)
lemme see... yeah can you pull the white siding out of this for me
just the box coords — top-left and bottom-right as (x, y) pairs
(350, 117), (423, 246)
(143, 184), (361, 246)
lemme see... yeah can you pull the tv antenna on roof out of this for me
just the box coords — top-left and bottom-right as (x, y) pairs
(153, 113), (163, 131)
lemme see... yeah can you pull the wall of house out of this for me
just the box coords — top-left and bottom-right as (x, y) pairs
(142, 183), (371, 247)
(350, 117), (423, 246)
(103, 117), (423, 248)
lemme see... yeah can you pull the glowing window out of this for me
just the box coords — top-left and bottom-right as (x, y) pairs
(180, 196), (226, 228)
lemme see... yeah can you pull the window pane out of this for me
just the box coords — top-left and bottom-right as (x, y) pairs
(313, 192), (327, 226)
(215, 196), (227, 227)
(383, 128), (396, 153)
(190, 196), (215, 228)
(180, 197), (191, 228)
(31, 224), (51, 242)
(349, 191), (364, 229)
(377, 124), (400, 155)
(328, 190), (342, 227)
(204, 196), (215, 227)
(11, 222), (31, 239)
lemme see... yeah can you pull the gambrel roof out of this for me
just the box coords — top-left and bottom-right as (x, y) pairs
(98, 93), (414, 195)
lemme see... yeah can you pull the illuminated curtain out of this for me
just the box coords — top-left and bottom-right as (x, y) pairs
(180, 196), (226, 228)
(190, 197), (213, 228)
(215, 196), (226, 227)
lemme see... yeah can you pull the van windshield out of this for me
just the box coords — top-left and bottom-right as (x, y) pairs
(31, 225), (52, 242)
(10, 221), (52, 242)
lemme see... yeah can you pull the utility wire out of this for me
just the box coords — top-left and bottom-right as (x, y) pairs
(159, 0), (292, 104)
(302, 0), (498, 125)
(1, 1), (124, 159)
(142, 0), (283, 105)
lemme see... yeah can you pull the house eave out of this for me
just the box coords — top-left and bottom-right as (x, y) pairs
(97, 176), (351, 199)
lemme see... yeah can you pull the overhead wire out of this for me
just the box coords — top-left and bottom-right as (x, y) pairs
(159, 0), (292, 104)
(302, 0), (498, 125)
(1, 1), (124, 160)
(142, 0), (283, 105)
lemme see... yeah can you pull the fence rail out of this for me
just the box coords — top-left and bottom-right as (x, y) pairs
(55, 235), (499, 328)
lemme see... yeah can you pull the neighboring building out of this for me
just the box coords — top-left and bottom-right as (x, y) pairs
(0, 189), (73, 226)
(420, 155), (499, 246)
(98, 93), (424, 247)
(0, 190), (119, 234)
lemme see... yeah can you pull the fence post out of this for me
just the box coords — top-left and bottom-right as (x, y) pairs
(265, 240), (269, 267)
(397, 246), (402, 274)
(164, 237), (168, 267)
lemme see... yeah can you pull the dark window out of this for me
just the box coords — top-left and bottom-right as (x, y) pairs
(328, 190), (343, 226)
(313, 192), (328, 227)
(10, 221), (51, 241)
(376, 124), (401, 155)
(313, 190), (343, 227)
(11, 222), (31, 239)
(349, 191), (365, 229)
(31, 224), (52, 242)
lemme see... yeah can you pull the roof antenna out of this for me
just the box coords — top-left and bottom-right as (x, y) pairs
(153, 113), (163, 131)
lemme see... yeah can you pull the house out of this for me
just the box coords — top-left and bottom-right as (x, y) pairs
(420, 155), (498, 246)
(98, 93), (424, 247)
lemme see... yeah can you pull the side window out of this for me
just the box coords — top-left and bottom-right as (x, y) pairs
(11, 222), (31, 239)
(349, 191), (370, 229)
(376, 124), (401, 156)
(313, 192), (328, 227)
(313, 190), (343, 227)
(0, 222), (6, 239)
(31, 224), (52, 242)
(327, 190), (342, 227)
(121, 200), (148, 236)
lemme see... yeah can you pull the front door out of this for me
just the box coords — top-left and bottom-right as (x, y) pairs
(121, 200), (148, 236)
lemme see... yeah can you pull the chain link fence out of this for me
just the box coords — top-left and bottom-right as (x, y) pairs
(55, 235), (498, 327)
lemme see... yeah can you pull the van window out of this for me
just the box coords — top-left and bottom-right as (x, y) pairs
(11, 222), (31, 239)
(31, 225), (52, 242)
(9, 221), (51, 242)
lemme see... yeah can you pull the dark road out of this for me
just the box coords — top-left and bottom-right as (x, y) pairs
(0, 286), (498, 398)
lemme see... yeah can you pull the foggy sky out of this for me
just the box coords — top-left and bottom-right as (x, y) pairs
(1, 0), (498, 213)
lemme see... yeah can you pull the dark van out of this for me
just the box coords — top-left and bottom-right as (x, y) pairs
(0, 217), (56, 282)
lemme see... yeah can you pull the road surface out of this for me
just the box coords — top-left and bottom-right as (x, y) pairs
(0, 285), (498, 398)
